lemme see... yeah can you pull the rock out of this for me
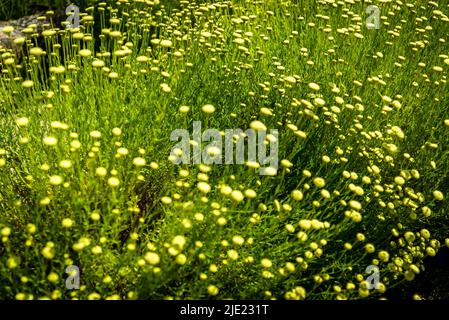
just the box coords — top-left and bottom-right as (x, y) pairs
(0, 11), (69, 62)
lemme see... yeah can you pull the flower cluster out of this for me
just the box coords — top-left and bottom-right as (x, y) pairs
(0, 0), (448, 300)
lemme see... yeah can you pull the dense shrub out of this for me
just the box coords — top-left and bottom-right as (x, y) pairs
(0, 0), (448, 300)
